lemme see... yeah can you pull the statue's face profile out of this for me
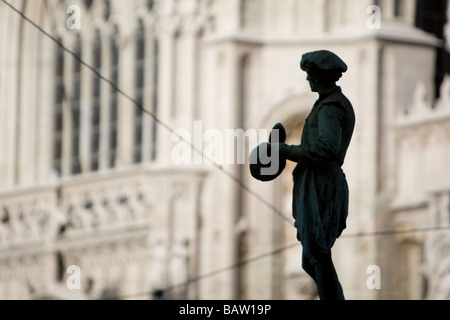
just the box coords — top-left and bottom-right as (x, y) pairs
(306, 72), (337, 94)
(306, 73), (320, 92)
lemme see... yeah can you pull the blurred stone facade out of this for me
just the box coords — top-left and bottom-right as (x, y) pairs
(0, 0), (449, 300)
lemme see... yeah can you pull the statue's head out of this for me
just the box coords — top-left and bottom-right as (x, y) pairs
(300, 50), (347, 93)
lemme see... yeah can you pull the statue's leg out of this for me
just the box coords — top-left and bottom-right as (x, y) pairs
(314, 252), (345, 300)
(301, 252), (317, 283)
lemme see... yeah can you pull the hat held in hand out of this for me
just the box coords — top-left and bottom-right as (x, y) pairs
(249, 123), (287, 182)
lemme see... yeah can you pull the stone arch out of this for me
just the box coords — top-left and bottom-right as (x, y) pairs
(104, 16), (124, 37)
(133, 5), (157, 25)
(84, 18), (109, 39)
(258, 93), (316, 131)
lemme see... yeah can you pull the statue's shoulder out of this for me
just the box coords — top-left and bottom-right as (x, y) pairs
(321, 88), (353, 113)
(319, 89), (355, 127)
(322, 88), (350, 105)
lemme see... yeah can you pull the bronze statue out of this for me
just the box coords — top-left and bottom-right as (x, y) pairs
(250, 50), (355, 300)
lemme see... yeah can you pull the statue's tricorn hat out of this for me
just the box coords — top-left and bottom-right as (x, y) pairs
(300, 50), (348, 76)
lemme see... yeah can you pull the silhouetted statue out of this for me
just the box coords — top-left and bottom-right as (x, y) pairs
(250, 50), (355, 300)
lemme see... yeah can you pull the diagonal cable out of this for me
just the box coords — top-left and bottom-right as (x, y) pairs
(106, 224), (450, 300)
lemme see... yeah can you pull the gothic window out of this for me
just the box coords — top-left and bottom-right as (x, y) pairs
(56, 251), (66, 282)
(147, 0), (154, 11)
(134, 20), (145, 163)
(172, 31), (180, 118)
(108, 26), (119, 168)
(91, 30), (102, 171)
(193, 31), (202, 120)
(71, 34), (82, 174)
(104, 0), (111, 21)
(84, 0), (93, 10)
(53, 39), (65, 177)
(239, 55), (250, 126)
(151, 36), (159, 160)
(394, 0), (401, 17)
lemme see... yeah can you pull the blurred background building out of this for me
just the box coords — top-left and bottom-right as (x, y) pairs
(0, 0), (449, 300)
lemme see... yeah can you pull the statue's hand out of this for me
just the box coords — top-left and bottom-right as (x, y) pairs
(271, 142), (290, 158)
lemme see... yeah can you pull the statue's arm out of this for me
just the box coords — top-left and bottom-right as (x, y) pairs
(282, 104), (344, 163)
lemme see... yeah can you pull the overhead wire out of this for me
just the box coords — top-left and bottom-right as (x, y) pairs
(107, 224), (450, 300)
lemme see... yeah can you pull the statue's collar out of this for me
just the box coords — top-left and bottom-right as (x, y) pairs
(319, 86), (341, 99)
